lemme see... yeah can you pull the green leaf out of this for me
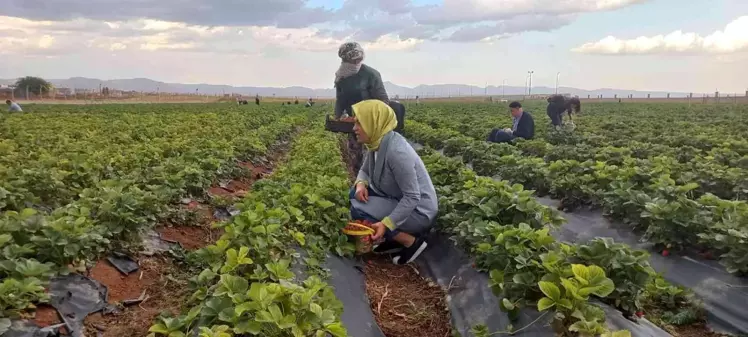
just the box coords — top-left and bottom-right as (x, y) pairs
(585, 265), (608, 284)
(293, 231), (306, 246)
(266, 260), (294, 280)
(489, 269), (504, 284)
(149, 324), (170, 334)
(571, 264), (590, 285)
(197, 268), (217, 284)
(269, 304), (284, 322)
(537, 297), (555, 311)
(592, 279), (615, 297)
(256, 310), (274, 323)
(278, 314), (297, 329)
(235, 320), (263, 334)
(501, 298), (515, 311)
(538, 281), (561, 301)
(513, 272), (535, 285)
(0, 234), (12, 247)
(310, 303), (323, 316)
(218, 274), (248, 296)
(556, 299), (573, 310)
(325, 323), (348, 337)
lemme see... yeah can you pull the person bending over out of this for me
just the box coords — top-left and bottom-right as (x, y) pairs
(349, 100), (437, 265)
(6, 100), (22, 112)
(487, 101), (534, 144)
(547, 95), (581, 128)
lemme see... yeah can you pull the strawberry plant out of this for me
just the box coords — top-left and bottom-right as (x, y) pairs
(574, 238), (654, 315)
(537, 264), (620, 337)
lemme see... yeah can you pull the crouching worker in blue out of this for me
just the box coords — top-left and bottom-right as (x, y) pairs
(487, 101), (535, 144)
(348, 99), (438, 265)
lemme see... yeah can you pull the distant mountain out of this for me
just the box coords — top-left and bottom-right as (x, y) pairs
(0, 77), (694, 98)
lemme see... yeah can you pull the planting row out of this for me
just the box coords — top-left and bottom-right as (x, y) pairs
(407, 102), (748, 157)
(149, 129), (353, 337)
(0, 104), (309, 327)
(407, 102), (748, 200)
(418, 149), (707, 336)
(407, 120), (748, 276)
(0, 104), (299, 211)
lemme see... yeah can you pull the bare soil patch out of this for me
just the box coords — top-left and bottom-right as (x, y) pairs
(85, 256), (189, 337)
(89, 259), (149, 304)
(157, 225), (217, 250)
(363, 256), (452, 337)
(33, 304), (62, 328)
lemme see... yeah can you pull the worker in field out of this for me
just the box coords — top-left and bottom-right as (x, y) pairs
(334, 42), (390, 172)
(349, 100), (436, 265)
(6, 100), (22, 112)
(487, 101), (534, 143)
(255, 94), (260, 105)
(546, 95), (581, 128)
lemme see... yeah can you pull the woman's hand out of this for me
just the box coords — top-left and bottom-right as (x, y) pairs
(370, 222), (386, 241)
(355, 183), (369, 202)
(503, 128), (513, 134)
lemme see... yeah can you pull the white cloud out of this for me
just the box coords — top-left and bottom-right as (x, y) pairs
(0, 15), (424, 55)
(413, 0), (647, 25)
(365, 34), (423, 51)
(573, 16), (748, 54)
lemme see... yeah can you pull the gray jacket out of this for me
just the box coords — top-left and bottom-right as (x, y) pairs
(356, 132), (438, 228)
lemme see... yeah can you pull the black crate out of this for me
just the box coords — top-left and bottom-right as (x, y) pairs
(325, 114), (355, 133)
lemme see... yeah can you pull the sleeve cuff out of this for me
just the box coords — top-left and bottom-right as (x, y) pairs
(382, 217), (396, 230)
(354, 180), (369, 188)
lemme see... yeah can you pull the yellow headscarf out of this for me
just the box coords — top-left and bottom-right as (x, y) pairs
(352, 100), (398, 151)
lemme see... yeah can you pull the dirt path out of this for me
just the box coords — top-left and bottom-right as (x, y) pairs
(364, 256), (452, 337)
(339, 136), (452, 337)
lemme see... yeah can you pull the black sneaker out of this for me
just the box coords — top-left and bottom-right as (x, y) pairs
(392, 237), (428, 265)
(373, 241), (404, 254)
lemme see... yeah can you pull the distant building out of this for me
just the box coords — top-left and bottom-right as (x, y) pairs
(56, 87), (74, 95)
(74, 88), (95, 95)
(0, 86), (14, 98)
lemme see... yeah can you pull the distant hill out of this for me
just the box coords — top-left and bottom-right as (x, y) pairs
(0, 77), (694, 98)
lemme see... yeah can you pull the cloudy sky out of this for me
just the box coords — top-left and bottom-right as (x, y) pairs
(1, 0), (747, 93)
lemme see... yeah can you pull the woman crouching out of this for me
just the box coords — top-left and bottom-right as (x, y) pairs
(349, 100), (437, 265)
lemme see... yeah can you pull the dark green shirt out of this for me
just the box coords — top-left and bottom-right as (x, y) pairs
(335, 64), (389, 118)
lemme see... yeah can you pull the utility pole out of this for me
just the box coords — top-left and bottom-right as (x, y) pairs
(555, 72), (560, 95)
(528, 71), (534, 97)
(502, 79), (507, 98)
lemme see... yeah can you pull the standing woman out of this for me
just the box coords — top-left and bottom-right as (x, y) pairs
(334, 42), (390, 172)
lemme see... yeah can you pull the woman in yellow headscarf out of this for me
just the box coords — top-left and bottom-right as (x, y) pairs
(349, 100), (438, 265)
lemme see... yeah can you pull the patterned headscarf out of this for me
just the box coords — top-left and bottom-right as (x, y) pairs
(335, 42), (365, 84)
